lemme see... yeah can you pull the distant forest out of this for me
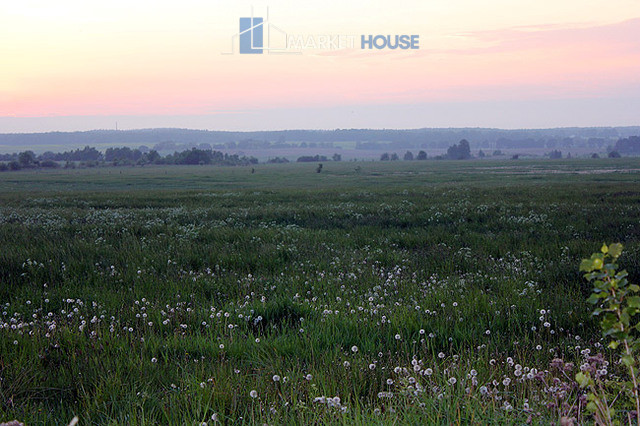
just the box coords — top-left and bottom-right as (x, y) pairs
(1, 127), (639, 153)
(1, 135), (638, 171)
(1, 129), (639, 171)
(0, 147), (258, 171)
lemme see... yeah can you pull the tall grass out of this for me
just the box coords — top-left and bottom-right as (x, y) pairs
(1, 159), (639, 424)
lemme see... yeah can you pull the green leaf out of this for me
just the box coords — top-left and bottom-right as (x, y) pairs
(580, 259), (594, 272)
(622, 355), (636, 367)
(608, 243), (623, 258)
(628, 296), (640, 308)
(592, 257), (604, 270)
(621, 310), (631, 326)
(586, 401), (598, 412)
(594, 281), (608, 290)
(576, 372), (590, 388)
(608, 340), (619, 349)
(601, 243), (608, 254)
(587, 295), (601, 305)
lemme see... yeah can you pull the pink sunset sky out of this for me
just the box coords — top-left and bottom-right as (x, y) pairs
(1, 0), (639, 131)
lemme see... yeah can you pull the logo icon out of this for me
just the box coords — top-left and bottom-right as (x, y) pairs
(224, 7), (296, 55)
(239, 17), (263, 54)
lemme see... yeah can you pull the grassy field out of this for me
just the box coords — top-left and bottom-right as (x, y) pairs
(1, 159), (640, 424)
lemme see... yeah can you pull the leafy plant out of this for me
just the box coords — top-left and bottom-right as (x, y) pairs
(578, 243), (640, 425)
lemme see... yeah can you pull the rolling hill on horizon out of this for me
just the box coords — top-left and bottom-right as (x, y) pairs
(1, 126), (638, 154)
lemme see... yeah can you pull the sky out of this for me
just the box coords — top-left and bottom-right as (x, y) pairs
(1, 0), (639, 132)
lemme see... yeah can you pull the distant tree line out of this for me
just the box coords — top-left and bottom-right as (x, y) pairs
(42, 146), (103, 162)
(162, 149), (257, 166)
(1, 134), (638, 172)
(0, 146), (257, 171)
(383, 140), (471, 161)
(2, 127), (638, 153)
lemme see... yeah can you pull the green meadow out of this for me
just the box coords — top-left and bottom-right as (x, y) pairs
(1, 159), (640, 424)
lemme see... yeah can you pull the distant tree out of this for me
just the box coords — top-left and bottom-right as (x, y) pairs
(76, 146), (102, 161)
(512, 154), (520, 160)
(591, 153), (600, 159)
(478, 150), (486, 158)
(267, 157), (289, 164)
(458, 139), (471, 159)
(446, 144), (458, 160)
(54, 146), (103, 162)
(132, 149), (143, 162)
(403, 151), (414, 161)
(146, 150), (161, 163)
(0, 163), (7, 172)
(105, 147), (134, 163)
(316, 163), (323, 173)
(176, 148), (211, 165)
(40, 151), (56, 160)
(8, 161), (21, 171)
(0, 153), (16, 162)
(417, 150), (427, 160)
(390, 153), (399, 161)
(18, 151), (36, 167)
(493, 150), (503, 156)
(380, 153), (390, 161)
(332, 153), (342, 162)
(614, 136), (640, 154)
(549, 150), (562, 159)
(608, 150), (621, 158)
(446, 139), (471, 160)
